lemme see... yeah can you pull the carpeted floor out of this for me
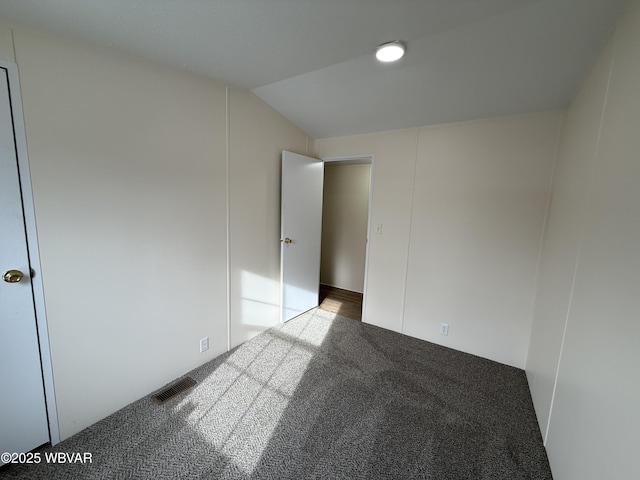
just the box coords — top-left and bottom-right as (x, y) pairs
(1, 309), (552, 479)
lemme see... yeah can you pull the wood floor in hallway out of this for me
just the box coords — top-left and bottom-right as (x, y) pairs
(318, 284), (363, 321)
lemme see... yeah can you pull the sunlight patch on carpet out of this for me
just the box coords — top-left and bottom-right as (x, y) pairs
(176, 310), (335, 475)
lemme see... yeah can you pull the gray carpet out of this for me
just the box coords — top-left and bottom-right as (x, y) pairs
(1, 309), (552, 479)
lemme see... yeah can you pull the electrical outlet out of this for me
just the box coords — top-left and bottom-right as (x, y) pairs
(199, 337), (209, 353)
(440, 323), (449, 336)
(375, 224), (383, 234)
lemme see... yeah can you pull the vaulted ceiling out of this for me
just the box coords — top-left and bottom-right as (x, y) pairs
(0, 0), (627, 138)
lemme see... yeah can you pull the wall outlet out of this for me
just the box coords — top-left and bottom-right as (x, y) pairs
(440, 323), (449, 336)
(375, 224), (383, 234)
(199, 336), (209, 353)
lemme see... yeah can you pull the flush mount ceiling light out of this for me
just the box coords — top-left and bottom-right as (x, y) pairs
(375, 41), (406, 62)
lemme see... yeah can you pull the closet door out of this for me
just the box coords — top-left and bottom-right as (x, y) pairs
(0, 66), (49, 462)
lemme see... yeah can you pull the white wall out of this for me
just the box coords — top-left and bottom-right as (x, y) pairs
(404, 114), (562, 366)
(527, 2), (640, 479)
(316, 111), (562, 368)
(316, 129), (419, 333)
(525, 35), (615, 439)
(12, 29), (227, 440)
(4, 28), (309, 440)
(320, 163), (370, 293)
(228, 87), (310, 347)
(0, 25), (14, 62)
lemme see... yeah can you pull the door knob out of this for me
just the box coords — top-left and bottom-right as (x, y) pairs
(281, 237), (293, 244)
(3, 270), (24, 283)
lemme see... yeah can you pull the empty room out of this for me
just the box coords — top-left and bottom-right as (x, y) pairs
(0, 1), (638, 479)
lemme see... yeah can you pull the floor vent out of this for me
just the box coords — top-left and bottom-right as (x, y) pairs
(151, 376), (197, 404)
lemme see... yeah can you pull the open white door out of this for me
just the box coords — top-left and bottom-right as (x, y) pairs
(280, 151), (324, 322)
(0, 67), (50, 461)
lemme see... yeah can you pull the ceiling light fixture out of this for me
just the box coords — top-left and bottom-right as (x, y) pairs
(375, 41), (406, 62)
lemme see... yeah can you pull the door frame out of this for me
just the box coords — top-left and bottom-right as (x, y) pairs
(2, 58), (60, 445)
(321, 154), (374, 323)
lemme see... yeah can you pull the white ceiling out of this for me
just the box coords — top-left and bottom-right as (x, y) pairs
(0, 0), (627, 138)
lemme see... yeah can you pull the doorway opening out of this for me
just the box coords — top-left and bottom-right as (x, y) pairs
(318, 157), (373, 321)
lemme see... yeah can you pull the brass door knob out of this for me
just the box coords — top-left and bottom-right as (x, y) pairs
(281, 237), (293, 244)
(2, 270), (24, 283)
